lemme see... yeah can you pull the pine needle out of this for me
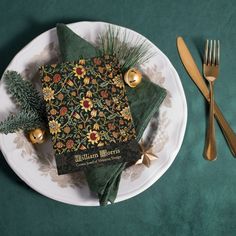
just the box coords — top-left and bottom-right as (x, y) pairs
(0, 71), (48, 134)
(0, 111), (45, 134)
(4, 71), (46, 115)
(98, 25), (155, 72)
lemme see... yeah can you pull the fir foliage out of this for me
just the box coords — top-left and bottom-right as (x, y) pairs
(4, 71), (45, 114)
(0, 111), (45, 134)
(0, 71), (47, 134)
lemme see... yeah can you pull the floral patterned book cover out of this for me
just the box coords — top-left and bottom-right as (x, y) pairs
(40, 55), (141, 175)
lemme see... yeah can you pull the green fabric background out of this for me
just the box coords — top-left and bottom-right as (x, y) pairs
(0, 0), (236, 235)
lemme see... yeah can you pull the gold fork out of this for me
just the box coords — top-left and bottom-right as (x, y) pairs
(203, 39), (220, 161)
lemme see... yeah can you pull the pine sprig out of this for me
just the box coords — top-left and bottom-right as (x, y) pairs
(98, 25), (155, 72)
(0, 71), (48, 134)
(0, 111), (45, 134)
(4, 71), (45, 115)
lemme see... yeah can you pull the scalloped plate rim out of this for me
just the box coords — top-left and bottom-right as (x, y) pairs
(0, 21), (187, 206)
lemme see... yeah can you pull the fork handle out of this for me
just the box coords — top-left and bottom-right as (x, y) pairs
(204, 82), (217, 160)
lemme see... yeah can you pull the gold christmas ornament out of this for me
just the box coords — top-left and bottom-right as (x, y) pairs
(136, 140), (158, 167)
(124, 68), (142, 88)
(29, 128), (45, 144)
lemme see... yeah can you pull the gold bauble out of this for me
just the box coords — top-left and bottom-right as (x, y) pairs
(29, 128), (45, 144)
(124, 68), (142, 88)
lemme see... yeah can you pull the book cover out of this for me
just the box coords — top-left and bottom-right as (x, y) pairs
(41, 55), (140, 175)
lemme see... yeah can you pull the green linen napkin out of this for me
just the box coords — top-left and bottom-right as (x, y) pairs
(56, 23), (167, 205)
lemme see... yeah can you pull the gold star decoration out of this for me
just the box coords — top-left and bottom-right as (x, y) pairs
(135, 140), (158, 167)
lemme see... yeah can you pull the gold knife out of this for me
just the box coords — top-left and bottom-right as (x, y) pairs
(177, 36), (236, 157)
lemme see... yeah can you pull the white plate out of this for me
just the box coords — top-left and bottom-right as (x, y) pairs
(0, 21), (187, 206)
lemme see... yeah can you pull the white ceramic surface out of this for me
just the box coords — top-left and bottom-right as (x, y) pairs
(0, 21), (187, 206)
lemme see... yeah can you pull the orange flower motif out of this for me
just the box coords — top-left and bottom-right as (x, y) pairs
(66, 139), (74, 149)
(112, 86), (116, 93)
(60, 106), (68, 116)
(56, 142), (64, 149)
(119, 119), (125, 125)
(98, 111), (105, 117)
(105, 99), (112, 106)
(80, 98), (93, 112)
(87, 130), (100, 144)
(44, 75), (51, 82)
(71, 91), (77, 96)
(108, 123), (116, 131)
(50, 109), (57, 115)
(64, 126), (71, 134)
(93, 58), (102, 65)
(57, 93), (64, 101)
(53, 74), (61, 83)
(73, 64), (86, 79)
(100, 90), (109, 98)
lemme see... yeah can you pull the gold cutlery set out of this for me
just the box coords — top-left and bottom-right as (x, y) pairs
(177, 37), (236, 159)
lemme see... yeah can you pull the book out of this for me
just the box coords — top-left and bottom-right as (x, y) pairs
(40, 55), (141, 175)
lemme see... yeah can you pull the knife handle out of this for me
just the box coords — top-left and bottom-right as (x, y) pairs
(177, 36), (236, 156)
(205, 90), (236, 157)
(192, 74), (236, 157)
(214, 102), (236, 156)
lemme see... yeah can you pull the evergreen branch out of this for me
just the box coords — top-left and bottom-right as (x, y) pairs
(0, 111), (45, 134)
(0, 71), (48, 135)
(4, 71), (46, 115)
(98, 25), (155, 72)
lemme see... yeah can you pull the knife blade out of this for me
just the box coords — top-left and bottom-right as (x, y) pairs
(177, 36), (236, 157)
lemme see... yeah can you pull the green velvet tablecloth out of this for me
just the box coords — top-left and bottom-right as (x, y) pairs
(0, 0), (236, 235)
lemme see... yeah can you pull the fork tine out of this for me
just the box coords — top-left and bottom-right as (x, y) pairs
(209, 40), (213, 65)
(216, 40), (220, 65)
(213, 40), (216, 65)
(204, 39), (209, 64)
